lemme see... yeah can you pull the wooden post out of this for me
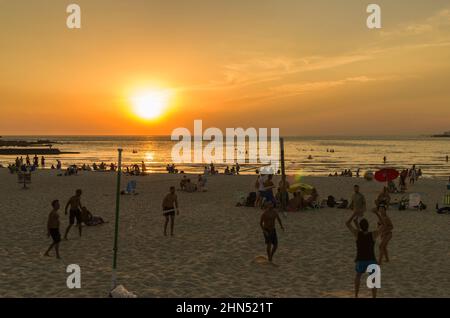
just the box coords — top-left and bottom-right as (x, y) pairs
(280, 137), (287, 210)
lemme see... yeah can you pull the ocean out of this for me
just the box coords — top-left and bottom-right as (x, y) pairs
(1, 135), (449, 178)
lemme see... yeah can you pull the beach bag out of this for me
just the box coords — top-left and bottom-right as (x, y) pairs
(327, 195), (336, 207)
(246, 192), (257, 207)
(337, 199), (348, 209)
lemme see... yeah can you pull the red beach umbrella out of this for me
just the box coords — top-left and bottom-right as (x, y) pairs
(375, 168), (399, 182)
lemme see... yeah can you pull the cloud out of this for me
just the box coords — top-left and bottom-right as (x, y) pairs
(223, 76), (378, 106)
(380, 8), (450, 38)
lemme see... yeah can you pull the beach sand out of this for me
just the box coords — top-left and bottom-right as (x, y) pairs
(0, 169), (449, 298)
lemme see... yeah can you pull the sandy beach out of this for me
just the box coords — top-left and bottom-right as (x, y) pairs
(0, 168), (449, 298)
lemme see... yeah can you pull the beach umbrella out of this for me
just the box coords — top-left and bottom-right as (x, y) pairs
(375, 168), (399, 182)
(288, 182), (315, 194)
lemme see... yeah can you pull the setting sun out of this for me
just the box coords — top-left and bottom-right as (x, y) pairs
(131, 89), (172, 120)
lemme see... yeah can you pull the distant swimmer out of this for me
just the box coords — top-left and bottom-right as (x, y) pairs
(307, 155), (313, 160)
(446, 155), (449, 162)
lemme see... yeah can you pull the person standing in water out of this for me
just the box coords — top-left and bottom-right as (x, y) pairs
(346, 211), (380, 298)
(63, 189), (83, 240)
(45, 200), (62, 259)
(162, 186), (179, 236)
(260, 201), (284, 263)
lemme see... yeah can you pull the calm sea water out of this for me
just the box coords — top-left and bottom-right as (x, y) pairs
(1, 136), (450, 178)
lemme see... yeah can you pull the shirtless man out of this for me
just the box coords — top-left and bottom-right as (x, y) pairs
(44, 200), (61, 259)
(260, 202), (284, 263)
(349, 185), (366, 220)
(162, 186), (179, 236)
(64, 189), (83, 240)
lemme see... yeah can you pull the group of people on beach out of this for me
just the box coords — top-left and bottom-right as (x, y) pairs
(37, 156), (439, 298)
(45, 189), (105, 259)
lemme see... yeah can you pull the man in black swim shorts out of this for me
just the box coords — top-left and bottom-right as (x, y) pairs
(162, 186), (179, 236)
(45, 200), (62, 259)
(260, 202), (284, 263)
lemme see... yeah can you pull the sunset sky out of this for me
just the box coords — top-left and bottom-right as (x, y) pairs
(1, 0), (450, 136)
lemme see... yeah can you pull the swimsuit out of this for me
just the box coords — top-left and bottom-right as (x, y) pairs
(263, 228), (278, 245)
(49, 228), (61, 243)
(69, 209), (82, 225)
(163, 207), (175, 216)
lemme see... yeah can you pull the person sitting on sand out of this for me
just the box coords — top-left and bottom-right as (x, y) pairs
(197, 174), (207, 192)
(345, 211), (380, 298)
(80, 206), (105, 226)
(63, 189), (83, 240)
(260, 201), (284, 263)
(180, 175), (188, 190)
(184, 179), (197, 192)
(287, 191), (305, 211)
(162, 186), (179, 236)
(45, 200), (62, 259)
(305, 188), (319, 208)
(375, 187), (391, 208)
(210, 162), (216, 175)
(224, 166), (230, 175)
(373, 205), (393, 265)
(349, 185), (366, 220)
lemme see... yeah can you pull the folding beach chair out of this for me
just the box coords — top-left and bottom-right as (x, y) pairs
(17, 172), (31, 189)
(443, 194), (450, 206)
(123, 180), (137, 195)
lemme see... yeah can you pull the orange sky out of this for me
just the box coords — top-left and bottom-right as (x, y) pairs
(1, 0), (450, 135)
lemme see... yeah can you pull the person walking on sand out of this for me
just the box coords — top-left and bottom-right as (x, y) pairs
(260, 201), (284, 263)
(63, 189), (83, 240)
(44, 200), (62, 259)
(349, 185), (366, 220)
(373, 205), (393, 265)
(345, 211), (380, 298)
(162, 186), (179, 236)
